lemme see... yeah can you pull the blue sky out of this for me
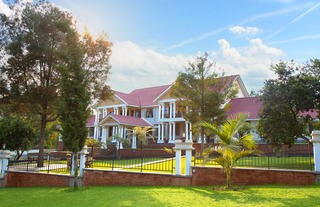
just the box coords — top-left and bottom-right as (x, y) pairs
(1, 0), (320, 93)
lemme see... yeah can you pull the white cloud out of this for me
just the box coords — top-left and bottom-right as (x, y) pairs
(110, 41), (190, 92)
(0, 0), (11, 16)
(229, 26), (259, 37)
(213, 38), (283, 91)
(110, 39), (283, 93)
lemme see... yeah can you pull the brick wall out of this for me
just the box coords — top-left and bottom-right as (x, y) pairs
(83, 169), (191, 186)
(192, 166), (315, 185)
(4, 171), (71, 187)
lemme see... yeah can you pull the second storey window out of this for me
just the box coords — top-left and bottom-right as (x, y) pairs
(146, 109), (153, 118)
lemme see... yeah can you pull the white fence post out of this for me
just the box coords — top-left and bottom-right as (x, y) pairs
(71, 153), (75, 176)
(0, 150), (11, 178)
(173, 140), (194, 176)
(79, 145), (89, 177)
(312, 130), (320, 172)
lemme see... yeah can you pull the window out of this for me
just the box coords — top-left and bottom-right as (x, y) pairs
(146, 109), (153, 118)
(89, 127), (94, 137)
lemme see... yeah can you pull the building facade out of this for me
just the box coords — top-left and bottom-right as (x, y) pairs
(86, 75), (258, 148)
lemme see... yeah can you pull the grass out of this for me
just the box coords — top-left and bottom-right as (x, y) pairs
(0, 185), (320, 207)
(199, 156), (314, 170)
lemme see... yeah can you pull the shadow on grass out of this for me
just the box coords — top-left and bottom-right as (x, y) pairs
(187, 185), (320, 207)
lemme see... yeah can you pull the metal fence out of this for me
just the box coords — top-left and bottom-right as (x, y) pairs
(88, 149), (175, 174)
(193, 149), (314, 171)
(8, 153), (73, 175)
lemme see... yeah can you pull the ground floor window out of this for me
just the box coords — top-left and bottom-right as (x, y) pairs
(89, 127), (94, 137)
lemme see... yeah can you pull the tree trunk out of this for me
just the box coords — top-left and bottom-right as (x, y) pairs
(73, 153), (78, 190)
(37, 113), (47, 167)
(226, 170), (231, 189)
(200, 127), (205, 155)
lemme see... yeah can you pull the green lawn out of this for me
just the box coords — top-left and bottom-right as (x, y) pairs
(199, 156), (314, 170)
(0, 185), (320, 207)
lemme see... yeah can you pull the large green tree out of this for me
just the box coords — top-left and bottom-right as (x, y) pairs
(57, 22), (90, 190)
(258, 60), (320, 148)
(172, 53), (238, 153)
(0, 1), (112, 166)
(0, 116), (35, 160)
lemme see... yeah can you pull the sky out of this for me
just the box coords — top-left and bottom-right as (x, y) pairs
(1, 0), (320, 93)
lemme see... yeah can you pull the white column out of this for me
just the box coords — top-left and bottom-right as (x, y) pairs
(172, 122), (176, 142)
(185, 121), (189, 140)
(161, 104), (164, 119)
(198, 134), (201, 144)
(312, 131), (320, 172)
(189, 123), (192, 142)
(119, 126), (123, 149)
(169, 122), (172, 142)
(102, 127), (106, 143)
(93, 126), (97, 139)
(173, 102), (176, 118)
(112, 126), (115, 142)
(106, 127), (109, 142)
(169, 102), (173, 118)
(125, 107), (128, 116)
(185, 149), (192, 176)
(0, 150), (10, 179)
(158, 105), (161, 120)
(157, 124), (161, 143)
(161, 123), (164, 142)
(132, 130), (137, 149)
(175, 149), (181, 175)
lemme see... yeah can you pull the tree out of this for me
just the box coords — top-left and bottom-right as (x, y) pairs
(132, 126), (155, 149)
(258, 61), (320, 148)
(0, 116), (35, 160)
(57, 21), (90, 190)
(107, 132), (130, 159)
(85, 137), (102, 157)
(0, 1), (112, 167)
(171, 53), (238, 153)
(199, 114), (257, 189)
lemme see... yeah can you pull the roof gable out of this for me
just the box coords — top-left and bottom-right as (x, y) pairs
(100, 114), (151, 127)
(96, 94), (125, 107)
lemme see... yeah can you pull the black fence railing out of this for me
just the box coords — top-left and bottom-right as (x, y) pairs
(89, 149), (175, 174)
(193, 149), (314, 171)
(8, 154), (73, 175)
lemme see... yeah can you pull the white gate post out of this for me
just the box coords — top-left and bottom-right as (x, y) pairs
(174, 148), (181, 175)
(0, 150), (11, 178)
(312, 130), (320, 172)
(79, 145), (89, 177)
(71, 153), (75, 176)
(173, 139), (194, 176)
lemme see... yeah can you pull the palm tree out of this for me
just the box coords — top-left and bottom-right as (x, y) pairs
(128, 126), (155, 151)
(107, 133), (130, 159)
(198, 113), (257, 189)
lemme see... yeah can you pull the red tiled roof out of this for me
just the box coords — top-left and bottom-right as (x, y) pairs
(109, 114), (151, 127)
(86, 116), (95, 127)
(227, 97), (319, 120)
(111, 75), (240, 107)
(226, 97), (262, 120)
(114, 85), (171, 106)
